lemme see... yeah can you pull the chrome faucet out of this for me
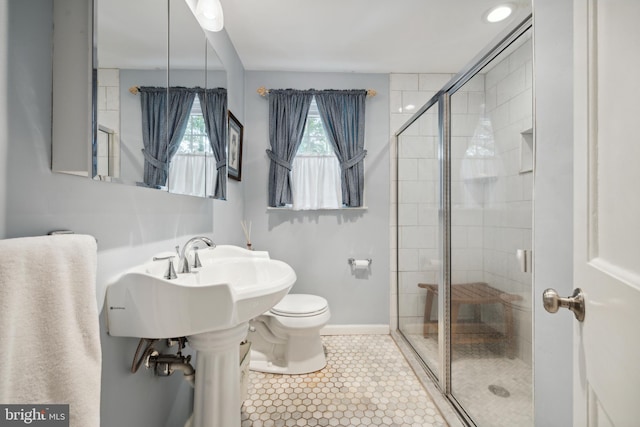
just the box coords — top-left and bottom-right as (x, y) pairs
(178, 237), (215, 273)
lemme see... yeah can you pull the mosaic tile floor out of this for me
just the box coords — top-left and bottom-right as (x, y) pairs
(241, 335), (447, 427)
(406, 334), (533, 427)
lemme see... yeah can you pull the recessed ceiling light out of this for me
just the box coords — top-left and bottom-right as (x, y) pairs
(484, 4), (513, 23)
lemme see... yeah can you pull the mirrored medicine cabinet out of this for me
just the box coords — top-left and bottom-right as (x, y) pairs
(51, 0), (229, 199)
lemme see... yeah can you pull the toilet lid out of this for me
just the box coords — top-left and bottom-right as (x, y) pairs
(270, 294), (329, 317)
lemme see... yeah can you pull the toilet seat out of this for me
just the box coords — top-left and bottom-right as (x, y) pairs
(270, 294), (329, 317)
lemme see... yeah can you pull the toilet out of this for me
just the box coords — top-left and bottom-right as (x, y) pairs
(247, 294), (330, 375)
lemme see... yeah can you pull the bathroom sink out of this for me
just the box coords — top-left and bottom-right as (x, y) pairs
(105, 245), (296, 338)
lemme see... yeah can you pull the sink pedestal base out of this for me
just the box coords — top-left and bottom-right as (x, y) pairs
(188, 323), (248, 427)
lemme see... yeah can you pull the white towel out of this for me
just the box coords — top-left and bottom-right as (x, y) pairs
(0, 234), (101, 427)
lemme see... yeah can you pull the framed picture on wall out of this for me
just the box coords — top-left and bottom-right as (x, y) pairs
(228, 111), (244, 181)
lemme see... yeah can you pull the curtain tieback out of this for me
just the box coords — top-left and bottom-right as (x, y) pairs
(266, 149), (293, 171)
(216, 159), (226, 170)
(141, 149), (167, 171)
(341, 150), (367, 170)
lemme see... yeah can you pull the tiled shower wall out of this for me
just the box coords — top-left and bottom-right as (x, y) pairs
(390, 73), (454, 335)
(97, 68), (121, 177)
(391, 73), (489, 336)
(391, 36), (533, 362)
(481, 37), (533, 363)
(450, 76), (487, 291)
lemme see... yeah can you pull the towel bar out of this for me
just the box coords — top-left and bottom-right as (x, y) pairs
(48, 230), (98, 243)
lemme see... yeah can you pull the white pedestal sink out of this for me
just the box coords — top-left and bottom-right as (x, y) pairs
(188, 323), (248, 427)
(105, 245), (296, 427)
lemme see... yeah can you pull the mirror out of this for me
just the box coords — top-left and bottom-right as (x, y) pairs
(166, 0), (228, 198)
(99, 0), (169, 188)
(51, 0), (228, 199)
(204, 42), (228, 199)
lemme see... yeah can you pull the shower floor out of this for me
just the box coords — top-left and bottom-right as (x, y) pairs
(241, 334), (446, 427)
(406, 334), (533, 427)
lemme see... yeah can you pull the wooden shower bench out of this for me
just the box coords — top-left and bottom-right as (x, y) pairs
(418, 282), (521, 358)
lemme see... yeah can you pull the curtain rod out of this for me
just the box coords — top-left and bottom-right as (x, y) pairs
(128, 86), (226, 95)
(256, 86), (377, 98)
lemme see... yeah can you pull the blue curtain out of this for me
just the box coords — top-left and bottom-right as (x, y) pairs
(267, 90), (313, 207)
(198, 88), (227, 200)
(315, 90), (367, 207)
(139, 87), (195, 188)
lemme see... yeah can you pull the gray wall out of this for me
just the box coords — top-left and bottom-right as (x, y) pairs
(243, 71), (390, 325)
(1, 1), (245, 426)
(533, 0), (574, 425)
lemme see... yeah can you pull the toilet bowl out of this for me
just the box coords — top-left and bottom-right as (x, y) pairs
(248, 294), (330, 375)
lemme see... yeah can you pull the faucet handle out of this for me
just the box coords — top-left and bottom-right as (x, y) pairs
(153, 255), (178, 280)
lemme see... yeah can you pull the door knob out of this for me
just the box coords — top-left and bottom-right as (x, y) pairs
(542, 288), (585, 321)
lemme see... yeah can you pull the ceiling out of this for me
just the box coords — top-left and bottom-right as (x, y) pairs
(219, 0), (531, 74)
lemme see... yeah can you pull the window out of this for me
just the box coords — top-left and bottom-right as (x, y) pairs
(267, 89), (366, 208)
(169, 97), (215, 196)
(290, 98), (342, 210)
(177, 98), (212, 155)
(298, 98), (334, 156)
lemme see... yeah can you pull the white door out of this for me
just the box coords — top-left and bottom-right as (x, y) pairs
(573, 0), (640, 426)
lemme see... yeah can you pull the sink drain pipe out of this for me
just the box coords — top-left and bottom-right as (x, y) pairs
(131, 338), (196, 387)
(147, 352), (195, 387)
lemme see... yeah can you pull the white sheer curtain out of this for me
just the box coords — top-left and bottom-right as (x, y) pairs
(291, 155), (342, 210)
(169, 154), (216, 197)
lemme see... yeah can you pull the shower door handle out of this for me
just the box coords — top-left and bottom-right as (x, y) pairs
(542, 288), (585, 322)
(516, 249), (529, 273)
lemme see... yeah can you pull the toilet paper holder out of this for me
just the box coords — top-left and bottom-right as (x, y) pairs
(348, 258), (372, 267)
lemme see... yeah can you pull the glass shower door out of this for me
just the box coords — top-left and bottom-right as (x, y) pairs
(449, 30), (533, 426)
(396, 97), (442, 380)
(395, 19), (533, 427)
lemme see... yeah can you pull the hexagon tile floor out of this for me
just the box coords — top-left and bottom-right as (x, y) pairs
(241, 334), (447, 427)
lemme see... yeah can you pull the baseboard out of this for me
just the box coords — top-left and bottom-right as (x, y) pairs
(320, 324), (389, 336)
